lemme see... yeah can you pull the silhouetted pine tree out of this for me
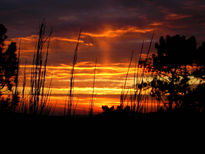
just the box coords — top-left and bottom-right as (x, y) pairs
(147, 35), (197, 111)
(0, 24), (19, 112)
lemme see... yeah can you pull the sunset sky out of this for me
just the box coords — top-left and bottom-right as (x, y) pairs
(1, 0), (205, 114)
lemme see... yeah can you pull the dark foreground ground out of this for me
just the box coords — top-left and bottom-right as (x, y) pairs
(1, 111), (204, 140)
(1, 111), (204, 123)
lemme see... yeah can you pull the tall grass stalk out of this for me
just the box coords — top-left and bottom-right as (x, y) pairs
(12, 40), (21, 111)
(29, 21), (52, 115)
(19, 60), (27, 113)
(14, 40), (21, 96)
(66, 29), (82, 117)
(89, 58), (97, 116)
(132, 40), (144, 111)
(120, 50), (134, 108)
(136, 33), (154, 112)
(21, 61), (27, 101)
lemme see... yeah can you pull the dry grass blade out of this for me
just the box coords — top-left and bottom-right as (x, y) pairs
(136, 32), (154, 112)
(89, 58), (97, 116)
(28, 21), (52, 115)
(120, 50), (134, 108)
(66, 29), (82, 117)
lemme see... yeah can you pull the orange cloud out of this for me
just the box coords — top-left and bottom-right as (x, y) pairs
(52, 36), (94, 47)
(165, 13), (192, 20)
(82, 26), (154, 38)
(149, 22), (163, 26)
(10, 35), (94, 48)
